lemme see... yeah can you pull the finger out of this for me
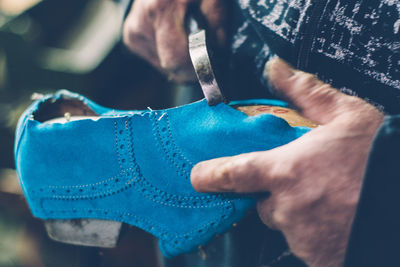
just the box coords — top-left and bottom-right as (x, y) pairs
(154, 3), (196, 82)
(265, 58), (355, 125)
(191, 150), (286, 193)
(124, 28), (160, 70)
(199, 0), (229, 47)
(123, 1), (161, 69)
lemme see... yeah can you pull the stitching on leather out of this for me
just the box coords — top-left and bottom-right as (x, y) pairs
(42, 116), (230, 207)
(115, 120), (124, 171)
(50, 178), (135, 199)
(114, 121), (123, 170)
(118, 119), (131, 170)
(44, 116), (229, 207)
(46, 119), (130, 190)
(45, 167), (228, 207)
(45, 177), (228, 208)
(164, 113), (194, 166)
(127, 116), (230, 207)
(152, 113), (192, 178)
(134, 178), (228, 208)
(47, 169), (132, 188)
(160, 113), (194, 166)
(153, 113), (189, 178)
(26, 95), (239, 249)
(174, 204), (234, 239)
(125, 118), (136, 171)
(45, 168), (230, 208)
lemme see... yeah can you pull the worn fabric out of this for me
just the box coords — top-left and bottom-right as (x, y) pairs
(230, 0), (400, 113)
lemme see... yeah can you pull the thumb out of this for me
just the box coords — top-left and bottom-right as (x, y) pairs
(265, 58), (350, 125)
(191, 150), (284, 193)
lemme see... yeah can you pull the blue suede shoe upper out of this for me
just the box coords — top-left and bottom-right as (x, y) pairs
(14, 90), (310, 257)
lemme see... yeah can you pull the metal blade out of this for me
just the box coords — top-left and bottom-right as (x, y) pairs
(188, 18), (226, 106)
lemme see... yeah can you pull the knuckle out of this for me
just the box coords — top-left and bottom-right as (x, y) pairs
(214, 157), (252, 192)
(270, 157), (296, 183)
(343, 95), (364, 109)
(147, 0), (162, 11)
(348, 97), (380, 115)
(307, 85), (337, 105)
(282, 168), (296, 184)
(148, 0), (190, 14)
(341, 96), (383, 121)
(294, 72), (319, 88)
(123, 17), (148, 45)
(123, 30), (148, 53)
(145, 0), (175, 20)
(272, 208), (288, 227)
(214, 162), (237, 191)
(267, 165), (287, 187)
(160, 55), (187, 71)
(147, 7), (157, 20)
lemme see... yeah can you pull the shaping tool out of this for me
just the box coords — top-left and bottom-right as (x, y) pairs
(188, 16), (227, 106)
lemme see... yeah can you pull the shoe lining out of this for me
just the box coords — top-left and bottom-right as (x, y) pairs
(34, 97), (99, 124)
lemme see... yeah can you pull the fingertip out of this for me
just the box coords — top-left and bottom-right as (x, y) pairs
(190, 163), (201, 181)
(264, 57), (295, 87)
(191, 153), (270, 193)
(191, 158), (234, 193)
(190, 162), (209, 192)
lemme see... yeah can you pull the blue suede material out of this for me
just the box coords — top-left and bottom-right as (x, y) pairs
(14, 90), (310, 257)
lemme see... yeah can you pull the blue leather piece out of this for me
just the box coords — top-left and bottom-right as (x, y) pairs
(14, 90), (310, 257)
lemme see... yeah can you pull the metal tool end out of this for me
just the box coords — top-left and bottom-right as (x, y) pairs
(188, 17), (226, 106)
(45, 219), (122, 248)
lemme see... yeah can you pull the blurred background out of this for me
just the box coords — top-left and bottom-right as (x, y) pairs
(0, 0), (203, 266)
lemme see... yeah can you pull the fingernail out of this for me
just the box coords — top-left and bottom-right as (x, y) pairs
(264, 57), (295, 82)
(191, 162), (201, 174)
(263, 55), (278, 94)
(263, 55), (278, 79)
(263, 57), (295, 95)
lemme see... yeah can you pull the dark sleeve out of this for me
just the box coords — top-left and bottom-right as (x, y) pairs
(344, 115), (400, 267)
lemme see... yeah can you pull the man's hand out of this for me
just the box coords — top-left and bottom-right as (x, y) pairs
(123, 0), (228, 83)
(191, 58), (384, 267)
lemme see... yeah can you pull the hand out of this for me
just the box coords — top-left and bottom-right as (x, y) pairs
(123, 0), (228, 83)
(191, 58), (384, 267)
